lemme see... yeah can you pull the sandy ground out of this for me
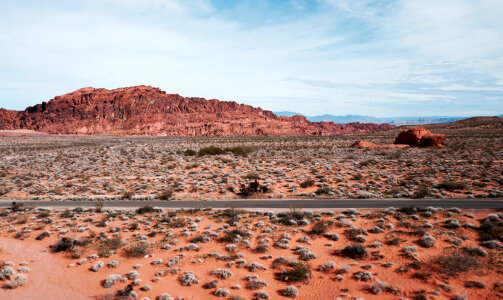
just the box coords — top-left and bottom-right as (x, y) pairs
(1, 206), (502, 300)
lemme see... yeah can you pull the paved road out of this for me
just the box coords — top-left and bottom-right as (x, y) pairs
(0, 199), (502, 209)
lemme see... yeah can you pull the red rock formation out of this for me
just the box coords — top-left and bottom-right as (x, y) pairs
(0, 109), (20, 130)
(419, 134), (445, 147)
(1, 86), (395, 136)
(394, 126), (445, 147)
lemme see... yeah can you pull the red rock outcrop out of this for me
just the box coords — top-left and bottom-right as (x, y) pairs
(0, 109), (20, 130)
(394, 126), (445, 147)
(0, 86), (395, 136)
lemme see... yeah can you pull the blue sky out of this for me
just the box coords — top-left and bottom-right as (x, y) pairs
(1, 0), (502, 117)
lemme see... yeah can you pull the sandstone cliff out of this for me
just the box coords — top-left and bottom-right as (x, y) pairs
(1, 86), (395, 136)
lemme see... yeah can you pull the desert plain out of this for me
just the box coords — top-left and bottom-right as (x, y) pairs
(0, 119), (502, 299)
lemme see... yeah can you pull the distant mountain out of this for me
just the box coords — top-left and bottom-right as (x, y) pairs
(308, 114), (381, 123)
(273, 112), (472, 125)
(274, 111), (302, 117)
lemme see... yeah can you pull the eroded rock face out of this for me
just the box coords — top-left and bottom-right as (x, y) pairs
(1, 86), (395, 136)
(0, 109), (20, 130)
(394, 126), (445, 147)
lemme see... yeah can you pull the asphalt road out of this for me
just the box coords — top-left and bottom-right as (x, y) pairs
(0, 199), (502, 209)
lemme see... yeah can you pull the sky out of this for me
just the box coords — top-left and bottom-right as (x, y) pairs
(1, 0), (502, 117)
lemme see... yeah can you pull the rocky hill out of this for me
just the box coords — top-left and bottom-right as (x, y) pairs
(0, 86), (394, 136)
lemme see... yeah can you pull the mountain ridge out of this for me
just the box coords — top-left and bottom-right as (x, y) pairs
(0, 86), (394, 136)
(273, 111), (491, 125)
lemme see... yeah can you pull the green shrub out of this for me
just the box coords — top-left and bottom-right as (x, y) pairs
(198, 146), (225, 156)
(225, 146), (254, 157)
(184, 149), (197, 156)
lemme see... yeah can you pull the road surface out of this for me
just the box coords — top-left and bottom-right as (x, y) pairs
(0, 199), (502, 209)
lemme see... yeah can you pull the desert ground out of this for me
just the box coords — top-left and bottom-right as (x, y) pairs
(0, 125), (502, 202)
(0, 204), (502, 299)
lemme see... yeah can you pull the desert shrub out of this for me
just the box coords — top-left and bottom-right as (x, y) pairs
(412, 271), (431, 282)
(103, 274), (123, 288)
(91, 261), (104, 272)
(179, 271), (199, 286)
(255, 290), (269, 299)
(309, 221), (330, 235)
(98, 236), (123, 257)
(51, 238), (75, 253)
(255, 244), (269, 253)
(191, 235), (210, 244)
(247, 279), (268, 290)
(319, 261), (336, 272)
(397, 206), (425, 215)
(4, 273), (27, 289)
(420, 233), (436, 248)
(159, 188), (174, 200)
(369, 279), (391, 294)
(36, 230), (50, 241)
(122, 190), (134, 199)
(282, 285), (299, 298)
(10, 202), (24, 212)
(336, 244), (368, 259)
(95, 200), (104, 212)
(477, 218), (503, 242)
(136, 204), (156, 214)
(436, 181), (467, 191)
(314, 187), (332, 195)
(237, 180), (270, 197)
(129, 222), (139, 230)
(353, 271), (373, 281)
(220, 229), (251, 243)
(203, 280), (218, 289)
(184, 149), (197, 156)
(300, 179), (315, 188)
(412, 185), (430, 198)
(198, 146), (225, 156)
(220, 208), (246, 224)
(275, 208), (309, 226)
(124, 241), (150, 257)
(431, 252), (480, 277)
(225, 146), (254, 157)
(279, 263), (311, 282)
(461, 246), (488, 257)
(36, 211), (50, 218)
(214, 287), (230, 297)
(480, 240), (502, 249)
(465, 280), (486, 289)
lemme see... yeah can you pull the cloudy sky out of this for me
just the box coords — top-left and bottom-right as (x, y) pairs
(1, 0), (502, 117)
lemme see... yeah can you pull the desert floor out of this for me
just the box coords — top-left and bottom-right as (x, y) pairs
(0, 126), (502, 202)
(0, 205), (502, 299)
